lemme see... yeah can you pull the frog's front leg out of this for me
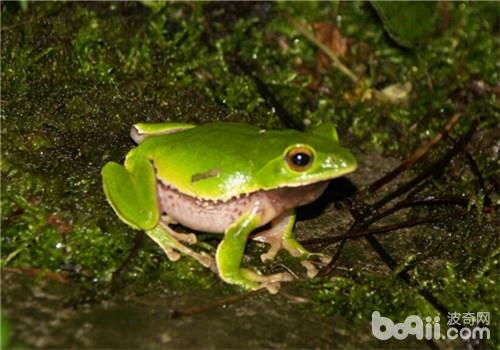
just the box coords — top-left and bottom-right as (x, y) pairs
(102, 153), (214, 271)
(216, 207), (292, 294)
(253, 211), (332, 278)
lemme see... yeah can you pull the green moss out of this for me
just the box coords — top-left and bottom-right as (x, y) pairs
(1, 2), (498, 314)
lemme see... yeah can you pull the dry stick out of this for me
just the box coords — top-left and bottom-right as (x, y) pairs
(366, 234), (482, 350)
(304, 211), (467, 247)
(318, 125), (477, 344)
(364, 128), (480, 350)
(366, 195), (469, 227)
(367, 113), (462, 194)
(172, 288), (265, 318)
(370, 124), (475, 212)
(2, 267), (68, 284)
(288, 16), (359, 84)
(111, 231), (145, 286)
(463, 149), (492, 204)
(320, 119), (474, 278)
(365, 235), (444, 350)
(321, 114), (463, 275)
(404, 178), (432, 200)
(171, 283), (312, 318)
(198, 11), (302, 131)
(314, 195), (469, 275)
(233, 56), (304, 131)
(318, 217), (357, 276)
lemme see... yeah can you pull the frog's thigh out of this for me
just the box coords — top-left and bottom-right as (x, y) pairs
(147, 223), (214, 270)
(102, 158), (158, 230)
(216, 209), (292, 293)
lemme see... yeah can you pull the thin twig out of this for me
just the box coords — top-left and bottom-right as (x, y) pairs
(464, 149), (490, 203)
(230, 55), (303, 130)
(288, 16), (359, 84)
(111, 231), (145, 284)
(317, 228), (350, 277)
(370, 123), (476, 212)
(197, 10), (302, 131)
(319, 123), (475, 285)
(366, 195), (468, 226)
(364, 235), (446, 350)
(171, 288), (265, 318)
(358, 122), (480, 350)
(367, 113), (462, 194)
(2, 267), (68, 284)
(303, 211), (467, 247)
(278, 290), (311, 304)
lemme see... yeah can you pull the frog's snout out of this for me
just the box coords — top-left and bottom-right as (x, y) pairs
(325, 149), (357, 174)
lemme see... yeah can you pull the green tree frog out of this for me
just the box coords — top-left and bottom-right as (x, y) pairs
(102, 122), (357, 293)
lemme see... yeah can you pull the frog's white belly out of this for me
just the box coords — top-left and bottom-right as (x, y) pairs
(157, 180), (328, 233)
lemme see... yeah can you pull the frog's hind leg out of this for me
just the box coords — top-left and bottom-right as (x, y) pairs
(160, 215), (197, 244)
(102, 153), (159, 230)
(253, 211), (332, 278)
(147, 222), (215, 271)
(216, 208), (292, 294)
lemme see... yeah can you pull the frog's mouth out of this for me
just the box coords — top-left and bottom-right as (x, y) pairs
(157, 169), (352, 205)
(271, 162), (358, 191)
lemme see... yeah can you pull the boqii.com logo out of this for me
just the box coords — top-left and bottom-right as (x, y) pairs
(372, 311), (490, 340)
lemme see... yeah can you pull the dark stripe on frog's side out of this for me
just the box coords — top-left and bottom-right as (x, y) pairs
(191, 168), (221, 183)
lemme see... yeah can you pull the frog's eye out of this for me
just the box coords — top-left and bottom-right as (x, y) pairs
(286, 146), (314, 172)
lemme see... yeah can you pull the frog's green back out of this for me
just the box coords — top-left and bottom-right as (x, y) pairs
(134, 122), (356, 200)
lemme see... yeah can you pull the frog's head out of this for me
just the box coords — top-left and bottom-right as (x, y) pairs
(254, 123), (357, 189)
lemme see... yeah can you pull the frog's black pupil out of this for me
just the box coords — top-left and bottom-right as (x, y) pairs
(292, 153), (311, 167)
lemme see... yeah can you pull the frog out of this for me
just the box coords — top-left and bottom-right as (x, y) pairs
(102, 122), (357, 293)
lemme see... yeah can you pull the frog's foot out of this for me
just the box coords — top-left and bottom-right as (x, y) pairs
(220, 267), (292, 294)
(241, 268), (293, 294)
(146, 224), (216, 272)
(283, 238), (332, 278)
(253, 211), (331, 278)
(217, 208), (294, 293)
(253, 225), (283, 262)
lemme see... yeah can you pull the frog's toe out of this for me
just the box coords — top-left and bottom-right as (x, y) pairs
(147, 224), (214, 271)
(260, 246), (280, 262)
(198, 252), (216, 271)
(171, 232), (198, 244)
(172, 245), (215, 271)
(300, 253), (332, 278)
(241, 269), (293, 283)
(312, 252), (332, 265)
(161, 215), (198, 244)
(240, 268), (293, 293)
(165, 248), (181, 262)
(301, 260), (319, 278)
(253, 228), (283, 262)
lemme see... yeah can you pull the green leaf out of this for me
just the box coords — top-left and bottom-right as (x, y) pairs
(370, 1), (439, 48)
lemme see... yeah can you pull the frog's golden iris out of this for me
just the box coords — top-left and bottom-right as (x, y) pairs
(286, 146), (315, 172)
